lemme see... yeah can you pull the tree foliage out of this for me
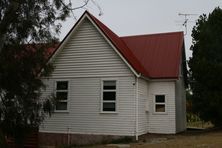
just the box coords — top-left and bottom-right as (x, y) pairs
(189, 7), (222, 126)
(0, 0), (99, 147)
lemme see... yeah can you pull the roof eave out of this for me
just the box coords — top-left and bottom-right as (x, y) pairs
(86, 12), (141, 77)
(41, 11), (139, 77)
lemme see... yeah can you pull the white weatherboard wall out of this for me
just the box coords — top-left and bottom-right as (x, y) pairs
(50, 18), (133, 78)
(147, 81), (176, 134)
(40, 17), (137, 136)
(175, 63), (186, 132)
(41, 77), (135, 136)
(138, 78), (148, 135)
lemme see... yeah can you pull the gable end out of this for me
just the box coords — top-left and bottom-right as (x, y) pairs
(47, 12), (139, 77)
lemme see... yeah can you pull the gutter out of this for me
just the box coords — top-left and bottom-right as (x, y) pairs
(135, 73), (141, 141)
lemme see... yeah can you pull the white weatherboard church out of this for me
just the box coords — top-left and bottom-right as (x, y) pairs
(39, 11), (187, 146)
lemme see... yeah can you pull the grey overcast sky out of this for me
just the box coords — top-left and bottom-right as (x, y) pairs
(59, 0), (222, 59)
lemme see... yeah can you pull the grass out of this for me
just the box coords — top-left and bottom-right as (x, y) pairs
(131, 129), (222, 148)
(60, 129), (222, 148)
(186, 113), (214, 129)
(60, 113), (217, 148)
(187, 121), (213, 129)
(85, 129), (222, 148)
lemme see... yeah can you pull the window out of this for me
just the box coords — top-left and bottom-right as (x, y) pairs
(101, 80), (117, 112)
(55, 81), (68, 111)
(154, 95), (166, 113)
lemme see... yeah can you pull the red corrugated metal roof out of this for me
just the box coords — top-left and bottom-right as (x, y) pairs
(87, 11), (184, 79)
(88, 12), (148, 76)
(121, 32), (184, 79)
(47, 11), (184, 79)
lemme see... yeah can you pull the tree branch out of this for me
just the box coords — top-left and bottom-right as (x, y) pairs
(59, 0), (90, 11)
(0, 1), (20, 53)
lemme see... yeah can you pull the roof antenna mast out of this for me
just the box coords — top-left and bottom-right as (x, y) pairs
(178, 13), (197, 35)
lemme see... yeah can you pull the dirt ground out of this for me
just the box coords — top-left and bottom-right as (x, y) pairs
(89, 129), (222, 148)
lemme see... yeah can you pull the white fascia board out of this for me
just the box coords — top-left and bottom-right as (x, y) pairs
(140, 75), (150, 81)
(46, 15), (88, 64)
(45, 13), (139, 77)
(85, 14), (140, 77)
(149, 78), (177, 82)
(140, 75), (178, 82)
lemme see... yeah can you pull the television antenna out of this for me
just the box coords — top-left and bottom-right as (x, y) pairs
(178, 13), (198, 35)
(91, 0), (103, 16)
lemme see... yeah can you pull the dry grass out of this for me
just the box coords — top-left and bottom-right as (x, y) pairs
(88, 129), (222, 148)
(132, 130), (222, 148)
(187, 121), (213, 129)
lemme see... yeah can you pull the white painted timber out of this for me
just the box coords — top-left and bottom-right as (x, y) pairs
(40, 17), (136, 136)
(40, 77), (136, 136)
(147, 81), (176, 134)
(175, 63), (186, 132)
(137, 78), (149, 135)
(49, 18), (133, 78)
(40, 15), (185, 136)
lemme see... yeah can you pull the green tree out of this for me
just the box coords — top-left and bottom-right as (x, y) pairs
(0, 0), (100, 147)
(189, 7), (222, 126)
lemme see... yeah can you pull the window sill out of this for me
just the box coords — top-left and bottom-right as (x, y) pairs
(100, 111), (118, 114)
(152, 112), (168, 115)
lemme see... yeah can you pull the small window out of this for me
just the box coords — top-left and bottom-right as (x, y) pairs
(102, 80), (117, 112)
(55, 81), (68, 111)
(154, 95), (166, 113)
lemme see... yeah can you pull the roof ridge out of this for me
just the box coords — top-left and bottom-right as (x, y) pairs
(86, 11), (150, 77)
(120, 31), (184, 38)
(45, 10), (184, 79)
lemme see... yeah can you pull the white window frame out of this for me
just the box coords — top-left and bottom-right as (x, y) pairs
(54, 80), (69, 112)
(100, 78), (118, 113)
(153, 94), (166, 114)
